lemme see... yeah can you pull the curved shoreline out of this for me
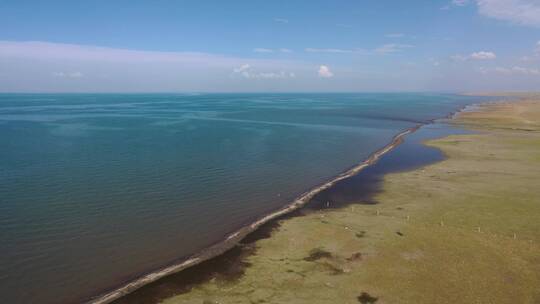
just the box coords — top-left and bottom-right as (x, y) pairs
(87, 127), (418, 304)
(87, 105), (476, 304)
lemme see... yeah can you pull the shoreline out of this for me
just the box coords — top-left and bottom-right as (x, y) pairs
(87, 104), (475, 304)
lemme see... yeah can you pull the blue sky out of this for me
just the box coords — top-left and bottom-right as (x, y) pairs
(1, 0), (540, 92)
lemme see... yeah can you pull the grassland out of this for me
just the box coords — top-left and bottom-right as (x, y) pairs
(160, 97), (540, 304)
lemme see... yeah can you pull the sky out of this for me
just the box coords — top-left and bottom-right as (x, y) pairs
(1, 0), (540, 92)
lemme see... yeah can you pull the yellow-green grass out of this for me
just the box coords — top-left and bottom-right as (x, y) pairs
(161, 98), (540, 304)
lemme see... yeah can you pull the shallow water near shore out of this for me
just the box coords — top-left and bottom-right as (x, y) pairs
(0, 93), (484, 304)
(308, 122), (472, 210)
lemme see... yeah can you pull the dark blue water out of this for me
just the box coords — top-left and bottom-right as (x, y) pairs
(0, 93), (482, 304)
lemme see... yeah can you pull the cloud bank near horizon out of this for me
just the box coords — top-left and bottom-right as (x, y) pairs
(0, 41), (316, 92)
(1, 39), (539, 93)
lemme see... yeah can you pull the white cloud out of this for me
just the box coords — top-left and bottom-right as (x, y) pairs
(232, 64), (295, 79)
(520, 41), (540, 60)
(318, 65), (334, 78)
(429, 58), (441, 66)
(453, 0), (470, 6)
(385, 33), (405, 38)
(306, 45), (413, 55)
(0, 41), (251, 65)
(374, 44), (413, 54)
(52, 71), (84, 78)
(470, 51), (497, 60)
(441, 0), (470, 10)
(306, 48), (363, 53)
(477, 0), (540, 27)
(256, 71), (296, 79)
(478, 65), (540, 75)
(233, 64), (251, 73)
(274, 18), (289, 24)
(451, 51), (497, 61)
(254, 48), (274, 53)
(447, 0), (540, 27)
(511, 66), (540, 74)
(253, 48), (292, 53)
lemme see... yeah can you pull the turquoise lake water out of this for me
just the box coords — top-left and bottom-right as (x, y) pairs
(0, 93), (483, 303)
